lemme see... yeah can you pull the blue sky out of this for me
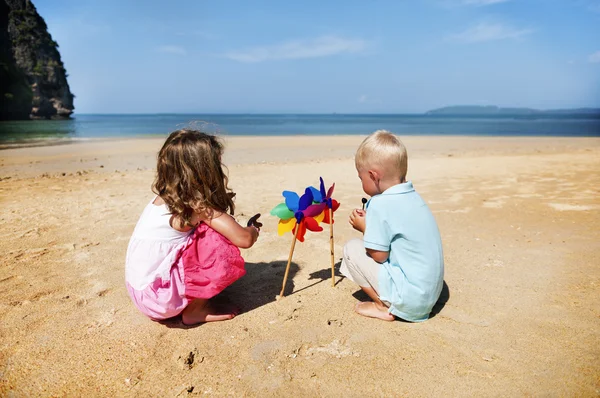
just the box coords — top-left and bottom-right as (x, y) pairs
(36, 0), (600, 113)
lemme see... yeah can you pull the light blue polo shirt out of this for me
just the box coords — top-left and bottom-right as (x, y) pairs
(364, 181), (444, 322)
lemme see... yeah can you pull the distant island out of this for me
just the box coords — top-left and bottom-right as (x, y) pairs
(425, 106), (600, 116)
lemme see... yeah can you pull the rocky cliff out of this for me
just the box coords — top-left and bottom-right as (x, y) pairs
(1, 0), (74, 120)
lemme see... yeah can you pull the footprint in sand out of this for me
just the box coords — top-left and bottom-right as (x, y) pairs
(177, 348), (202, 369)
(251, 340), (283, 362)
(439, 306), (491, 327)
(299, 339), (359, 359)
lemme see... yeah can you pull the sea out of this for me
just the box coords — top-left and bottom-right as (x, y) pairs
(0, 113), (599, 145)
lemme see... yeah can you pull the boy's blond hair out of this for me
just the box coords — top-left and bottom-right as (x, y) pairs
(355, 130), (408, 181)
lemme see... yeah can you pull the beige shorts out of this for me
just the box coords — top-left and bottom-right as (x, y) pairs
(339, 238), (383, 293)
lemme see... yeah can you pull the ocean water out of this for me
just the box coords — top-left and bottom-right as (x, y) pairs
(0, 114), (599, 144)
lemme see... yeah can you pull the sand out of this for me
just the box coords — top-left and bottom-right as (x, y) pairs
(1, 135), (599, 396)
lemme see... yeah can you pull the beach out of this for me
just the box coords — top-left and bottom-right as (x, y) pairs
(1, 135), (599, 396)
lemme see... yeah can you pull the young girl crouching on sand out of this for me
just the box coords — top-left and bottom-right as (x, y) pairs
(125, 129), (261, 325)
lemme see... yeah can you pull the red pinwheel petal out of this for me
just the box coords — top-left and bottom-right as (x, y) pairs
(305, 217), (323, 232)
(331, 199), (340, 212)
(293, 221), (307, 242)
(323, 210), (332, 224)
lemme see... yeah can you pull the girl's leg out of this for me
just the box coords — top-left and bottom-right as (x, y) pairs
(181, 299), (237, 325)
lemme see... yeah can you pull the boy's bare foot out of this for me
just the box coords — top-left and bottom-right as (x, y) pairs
(182, 299), (236, 325)
(355, 302), (395, 322)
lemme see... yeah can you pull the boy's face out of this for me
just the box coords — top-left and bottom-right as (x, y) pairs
(357, 167), (379, 197)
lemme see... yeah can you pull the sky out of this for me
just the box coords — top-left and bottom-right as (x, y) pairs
(35, 0), (600, 114)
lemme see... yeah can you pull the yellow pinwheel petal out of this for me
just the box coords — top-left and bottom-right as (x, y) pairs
(278, 218), (296, 235)
(314, 210), (325, 224)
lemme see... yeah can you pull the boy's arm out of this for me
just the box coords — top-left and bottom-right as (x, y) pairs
(363, 200), (391, 263)
(366, 249), (389, 263)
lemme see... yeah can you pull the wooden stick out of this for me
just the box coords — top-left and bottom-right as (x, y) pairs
(329, 207), (335, 287)
(279, 225), (300, 298)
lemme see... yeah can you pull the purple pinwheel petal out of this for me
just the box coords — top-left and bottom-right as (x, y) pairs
(283, 191), (300, 211)
(308, 186), (322, 203)
(319, 177), (327, 199)
(303, 203), (326, 217)
(298, 188), (314, 211)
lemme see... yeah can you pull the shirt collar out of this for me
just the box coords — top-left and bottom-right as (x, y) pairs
(381, 181), (414, 195)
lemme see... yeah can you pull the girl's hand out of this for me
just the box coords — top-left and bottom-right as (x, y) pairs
(349, 209), (366, 233)
(247, 213), (263, 230)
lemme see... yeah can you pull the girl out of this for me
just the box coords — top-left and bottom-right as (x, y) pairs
(125, 129), (261, 325)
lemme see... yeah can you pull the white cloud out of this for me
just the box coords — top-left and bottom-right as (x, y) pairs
(589, 51), (600, 63)
(447, 22), (534, 43)
(156, 45), (187, 56)
(223, 36), (367, 63)
(460, 0), (510, 5)
(358, 95), (368, 103)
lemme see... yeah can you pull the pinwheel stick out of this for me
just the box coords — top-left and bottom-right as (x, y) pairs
(329, 207), (335, 287)
(279, 225), (301, 298)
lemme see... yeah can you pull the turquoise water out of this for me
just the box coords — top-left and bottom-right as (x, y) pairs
(0, 114), (599, 144)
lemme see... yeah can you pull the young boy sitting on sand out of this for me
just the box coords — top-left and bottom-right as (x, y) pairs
(341, 130), (444, 322)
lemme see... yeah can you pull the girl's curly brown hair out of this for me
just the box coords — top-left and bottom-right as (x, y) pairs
(153, 129), (235, 226)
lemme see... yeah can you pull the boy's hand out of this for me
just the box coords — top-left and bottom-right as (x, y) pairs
(349, 209), (366, 233)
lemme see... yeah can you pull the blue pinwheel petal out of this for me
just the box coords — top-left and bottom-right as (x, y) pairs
(319, 177), (326, 198)
(282, 191), (300, 211)
(309, 186), (322, 203)
(295, 211), (304, 223)
(298, 188), (314, 211)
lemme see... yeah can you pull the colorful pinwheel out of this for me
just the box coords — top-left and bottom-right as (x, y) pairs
(270, 188), (326, 242)
(271, 177), (341, 297)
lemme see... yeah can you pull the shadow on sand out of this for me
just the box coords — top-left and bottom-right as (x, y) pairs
(161, 260), (300, 329)
(350, 280), (450, 322)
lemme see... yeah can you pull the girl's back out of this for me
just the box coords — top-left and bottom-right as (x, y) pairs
(124, 129), (259, 324)
(125, 197), (191, 291)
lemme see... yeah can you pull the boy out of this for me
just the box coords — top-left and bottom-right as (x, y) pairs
(340, 130), (444, 322)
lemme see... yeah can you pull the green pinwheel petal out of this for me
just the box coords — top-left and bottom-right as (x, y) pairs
(270, 203), (295, 219)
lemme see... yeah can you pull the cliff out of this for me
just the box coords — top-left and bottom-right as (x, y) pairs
(1, 0), (74, 120)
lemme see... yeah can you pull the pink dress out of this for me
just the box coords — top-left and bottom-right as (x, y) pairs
(125, 197), (246, 320)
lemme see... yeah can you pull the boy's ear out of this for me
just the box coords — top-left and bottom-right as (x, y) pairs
(368, 169), (379, 182)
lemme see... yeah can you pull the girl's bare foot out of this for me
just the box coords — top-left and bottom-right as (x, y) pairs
(182, 299), (236, 325)
(355, 302), (395, 322)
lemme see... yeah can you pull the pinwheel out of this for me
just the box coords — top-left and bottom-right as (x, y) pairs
(270, 178), (341, 297)
(271, 187), (327, 297)
(308, 177), (341, 286)
(271, 188), (326, 243)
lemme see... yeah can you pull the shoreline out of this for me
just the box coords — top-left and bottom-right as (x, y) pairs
(2, 131), (600, 151)
(1, 135), (599, 180)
